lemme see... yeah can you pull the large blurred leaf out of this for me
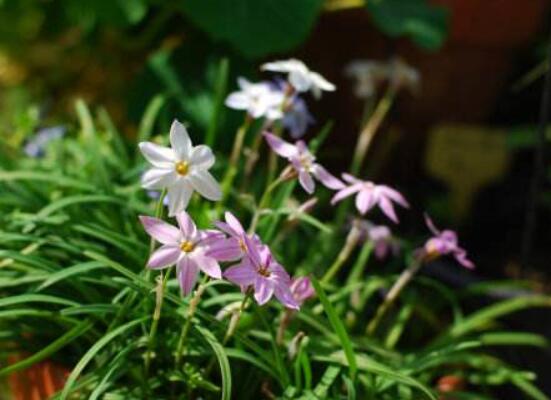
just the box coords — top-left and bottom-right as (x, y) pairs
(179, 0), (324, 58)
(366, 0), (449, 50)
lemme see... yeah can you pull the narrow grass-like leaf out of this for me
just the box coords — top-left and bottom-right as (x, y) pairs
(311, 277), (357, 380)
(137, 94), (166, 144)
(0, 294), (79, 308)
(0, 171), (95, 191)
(36, 261), (108, 291)
(206, 58), (229, 146)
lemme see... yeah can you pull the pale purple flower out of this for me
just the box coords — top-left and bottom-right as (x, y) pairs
(225, 77), (284, 120)
(139, 120), (221, 216)
(262, 59), (335, 99)
(422, 214), (474, 269)
(139, 211), (223, 295)
(282, 96), (315, 138)
(290, 277), (315, 306)
(331, 173), (409, 223)
(264, 132), (343, 194)
(361, 222), (400, 260)
(224, 236), (299, 309)
(24, 126), (65, 157)
(207, 211), (260, 262)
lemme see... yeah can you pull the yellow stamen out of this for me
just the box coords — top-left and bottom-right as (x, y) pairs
(180, 240), (195, 253)
(175, 161), (189, 176)
(258, 266), (271, 277)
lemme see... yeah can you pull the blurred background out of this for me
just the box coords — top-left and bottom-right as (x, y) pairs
(1, 0), (550, 396)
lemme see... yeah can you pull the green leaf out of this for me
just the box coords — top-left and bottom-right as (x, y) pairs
(179, 0), (324, 58)
(194, 325), (232, 400)
(206, 58), (229, 147)
(311, 278), (357, 380)
(137, 94), (166, 144)
(0, 294), (79, 308)
(366, 0), (449, 50)
(61, 317), (148, 399)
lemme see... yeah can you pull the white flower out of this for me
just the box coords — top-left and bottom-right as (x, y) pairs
(139, 120), (222, 216)
(261, 59), (335, 99)
(225, 77), (284, 120)
(345, 60), (388, 98)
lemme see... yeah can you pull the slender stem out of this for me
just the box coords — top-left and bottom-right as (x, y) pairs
(220, 115), (252, 204)
(223, 292), (251, 344)
(144, 269), (171, 374)
(350, 86), (396, 175)
(174, 278), (209, 368)
(366, 258), (423, 335)
(321, 220), (362, 284)
(248, 172), (289, 233)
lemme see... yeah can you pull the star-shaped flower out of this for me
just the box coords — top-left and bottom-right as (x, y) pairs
(225, 77), (284, 119)
(139, 120), (221, 216)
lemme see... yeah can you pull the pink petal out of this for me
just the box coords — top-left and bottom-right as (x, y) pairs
(254, 277), (275, 305)
(275, 285), (299, 310)
(177, 257), (199, 295)
(263, 132), (297, 158)
(223, 260), (257, 286)
(424, 213), (440, 236)
(225, 212), (245, 235)
(194, 253), (222, 279)
(147, 245), (180, 269)
(139, 216), (181, 244)
(341, 173), (361, 184)
(214, 221), (238, 237)
(176, 211), (197, 238)
(356, 188), (376, 215)
(331, 184), (361, 205)
(299, 170), (315, 194)
(378, 197), (399, 223)
(455, 251), (475, 269)
(243, 236), (262, 267)
(312, 164), (344, 190)
(380, 186), (409, 208)
(207, 238), (243, 261)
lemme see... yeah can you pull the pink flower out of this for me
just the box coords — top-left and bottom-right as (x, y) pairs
(139, 212), (223, 295)
(331, 173), (409, 223)
(263, 132), (343, 194)
(224, 236), (299, 309)
(207, 211), (260, 261)
(358, 221), (400, 260)
(422, 214), (474, 269)
(290, 277), (315, 306)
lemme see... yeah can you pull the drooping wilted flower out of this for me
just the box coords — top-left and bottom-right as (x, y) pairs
(225, 77), (284, 119)
(289, 276), (315, 306)
(139, 120), (222, 216)
(261, 59), (335, 99)
(224, 235), (298, 309)
(331, 173), (409, 223)
(264, 132), (343, 194)
(139, 212), (223, 295)
(24, 126), (65, 157)
(421, 214), (474, 269)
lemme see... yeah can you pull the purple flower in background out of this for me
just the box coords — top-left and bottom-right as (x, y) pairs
(139, 212), (223, 295)
(264, 132), (343, 194)
(224, 236), (299, 309)
(282, 96), (315, 139)
(24, 126), (65, 158)
(290, 276), (315, 306)
(146, 190), (169, 206)
(363, 223), (400, 260)
(331, 173), (409, 223)
(422, 214), (474, 269)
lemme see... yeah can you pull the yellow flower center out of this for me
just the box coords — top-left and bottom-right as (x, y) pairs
(258, 265), (271, 277)
(180, 240), (195, 253)
(175, 161), (189, 176)
(239, 239), (246, 252)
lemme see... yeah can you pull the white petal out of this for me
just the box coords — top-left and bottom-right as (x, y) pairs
(190, 145), (215, 169)
(225, 92), (250, 110)
(167, 180), (193, 216)
(138, 142), (175, 167)
(170, 120), (192, 160)
(141, 168), (177, 190)
(189, 170), (222, 201)
(310, 72), (336, 92)
(289, 70), (311, 92)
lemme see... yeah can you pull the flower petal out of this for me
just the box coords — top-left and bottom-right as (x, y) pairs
(147, 245), (180, 269)
(341, 173), (361, 184)
(263, 132), (297, 158)
(177, 257), (199, 295)
(380, 186), (409, 208)
(141, 168), (177, 190)
(170, 120), (192, 160)
(139, 216), (181, 244)
(330, 184), (361, 205)
(378, 197), (399, 223)
(138, 142), (175, 167)
(175, 211), (197, 239)
(298, 170), (315, 194)
(254, 277), (274, 305)
(356, 188), (376, 215)
(223, 259), (256, 286)
(207, 238), (243, 261)
(167, 181), (193, 216)
(311, 164), (344, 190)
(189, 170), (222, 201)
(225, 92), (249, 110)
(190, 145), (215, 169)
(194, 253), (221, 279)
(274, 285), (300, 310)
(225, 212), (245, 235)
(289, 70), (311, 92)
(424, 213), (440, 236)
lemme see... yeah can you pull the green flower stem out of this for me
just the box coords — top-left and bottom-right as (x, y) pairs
(350, 85), (397, 175)
(366, 258), (423, 335)
(321, 220), (362, 284)
(223, 291), (252, 344)
(220, 115), (253, 204)
(248, 170), (290, 234)
(144, 268), (171, 374)
(174, 277), (209, 368)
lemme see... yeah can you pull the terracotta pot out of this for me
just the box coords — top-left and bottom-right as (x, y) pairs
(8, 356), (69, 400)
